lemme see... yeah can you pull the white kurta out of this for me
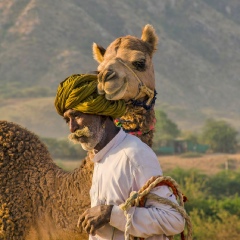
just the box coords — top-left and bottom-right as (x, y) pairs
(89, 129), (184, 240)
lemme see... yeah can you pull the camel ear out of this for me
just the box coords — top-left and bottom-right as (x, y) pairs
(141, 24), (158, 54)
(93, 42), (106, 63)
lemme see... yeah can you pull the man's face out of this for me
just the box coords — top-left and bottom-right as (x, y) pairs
(63, 109), (106, 151)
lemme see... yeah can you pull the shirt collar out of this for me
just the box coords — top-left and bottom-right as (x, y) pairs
(92, 128), (126, 163)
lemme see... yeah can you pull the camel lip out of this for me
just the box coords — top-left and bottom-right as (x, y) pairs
(97, 83), (105, 95)
(105, 79), (127, 100)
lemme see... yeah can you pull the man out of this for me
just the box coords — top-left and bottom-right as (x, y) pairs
(55, 74), (185, 240)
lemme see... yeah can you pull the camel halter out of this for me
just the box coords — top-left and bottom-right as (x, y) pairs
(117, 59), (155, 106)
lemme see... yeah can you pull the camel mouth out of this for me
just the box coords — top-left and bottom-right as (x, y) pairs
(97, 82), (105, 95)
(104, 79), (127, 100)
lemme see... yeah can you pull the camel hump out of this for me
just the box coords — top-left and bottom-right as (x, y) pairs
(0, 120), (53, 169)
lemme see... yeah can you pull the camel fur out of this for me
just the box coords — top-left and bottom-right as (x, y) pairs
(0, 120), (92, 240)
(93, 24), (158, 146)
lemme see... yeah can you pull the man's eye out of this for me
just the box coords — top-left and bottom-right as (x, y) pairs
(64, 118), (69, 124)
(74, 115), (80, 120)
(73, 112), (82, 119)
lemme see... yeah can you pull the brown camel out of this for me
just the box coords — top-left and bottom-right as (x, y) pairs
(0, 25), (159, 240)
(0, 120), (91, 240)
(93, 24), (158, 146)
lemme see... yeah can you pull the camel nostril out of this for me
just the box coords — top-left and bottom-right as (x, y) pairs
(98, 71), (103, 83)
(105, 70), (116, 82)
(98, 70), (116, 83)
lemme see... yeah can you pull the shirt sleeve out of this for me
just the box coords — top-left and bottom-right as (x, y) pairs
(110, 163), (185, 238)
(110, 188), (185, 238)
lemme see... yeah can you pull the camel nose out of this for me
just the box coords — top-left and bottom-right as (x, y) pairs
(99, 70), (116, 83)
(105, 70), (116, 82)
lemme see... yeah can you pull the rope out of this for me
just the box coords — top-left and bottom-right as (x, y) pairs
(117, 59), (155, 106)
(129, 89), (157, 111)
(119, 176), (193, 240)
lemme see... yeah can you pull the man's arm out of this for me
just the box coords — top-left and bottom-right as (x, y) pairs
(106, 154), (185, 238)
(110, 185), (185, 238)
(78, 186), (185, 238)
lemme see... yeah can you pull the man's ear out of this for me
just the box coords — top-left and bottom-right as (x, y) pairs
(93, 43), (106, 63)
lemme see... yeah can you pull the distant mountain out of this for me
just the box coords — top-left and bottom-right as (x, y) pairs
(1, 0), (240, 137)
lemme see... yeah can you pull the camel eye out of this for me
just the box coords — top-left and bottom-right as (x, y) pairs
(132, 59), (146, 71)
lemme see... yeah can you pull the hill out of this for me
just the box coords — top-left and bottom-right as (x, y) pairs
(1, 0), (240, 137)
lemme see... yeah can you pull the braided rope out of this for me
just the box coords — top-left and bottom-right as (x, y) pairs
(119, 176), (192, 240)
(138, 176), (185, 207)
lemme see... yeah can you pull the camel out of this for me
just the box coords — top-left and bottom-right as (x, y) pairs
(0, 120), (92, 240)
(0, 24), (159, 240)
(93, 24), (158, 147)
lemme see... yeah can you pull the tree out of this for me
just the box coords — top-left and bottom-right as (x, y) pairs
(153, 109), (180, 144)
(180, 130), (199, 144)
(201, 119), (238, 153)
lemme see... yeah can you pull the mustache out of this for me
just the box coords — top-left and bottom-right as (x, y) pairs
(68, 126), (92, 143)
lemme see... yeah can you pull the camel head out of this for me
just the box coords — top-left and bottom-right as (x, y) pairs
(93, 24), (158, 104)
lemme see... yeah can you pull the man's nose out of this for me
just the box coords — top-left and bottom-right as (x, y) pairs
(69, 119), (78, 133)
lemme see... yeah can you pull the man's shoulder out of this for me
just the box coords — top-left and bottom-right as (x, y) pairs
(119, 133), (158, 163)
(123, 133), (152, 150)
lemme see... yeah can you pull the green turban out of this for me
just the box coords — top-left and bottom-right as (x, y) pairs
(54, 74), (126, 119)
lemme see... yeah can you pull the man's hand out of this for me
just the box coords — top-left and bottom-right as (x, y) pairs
(77, 205), (114, 235)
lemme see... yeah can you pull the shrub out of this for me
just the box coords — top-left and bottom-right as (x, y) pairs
(206, 171), (240, 198)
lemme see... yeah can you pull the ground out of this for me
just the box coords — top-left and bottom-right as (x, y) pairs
(55, 153), (240, 175)
(159, 153), (240, 175)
